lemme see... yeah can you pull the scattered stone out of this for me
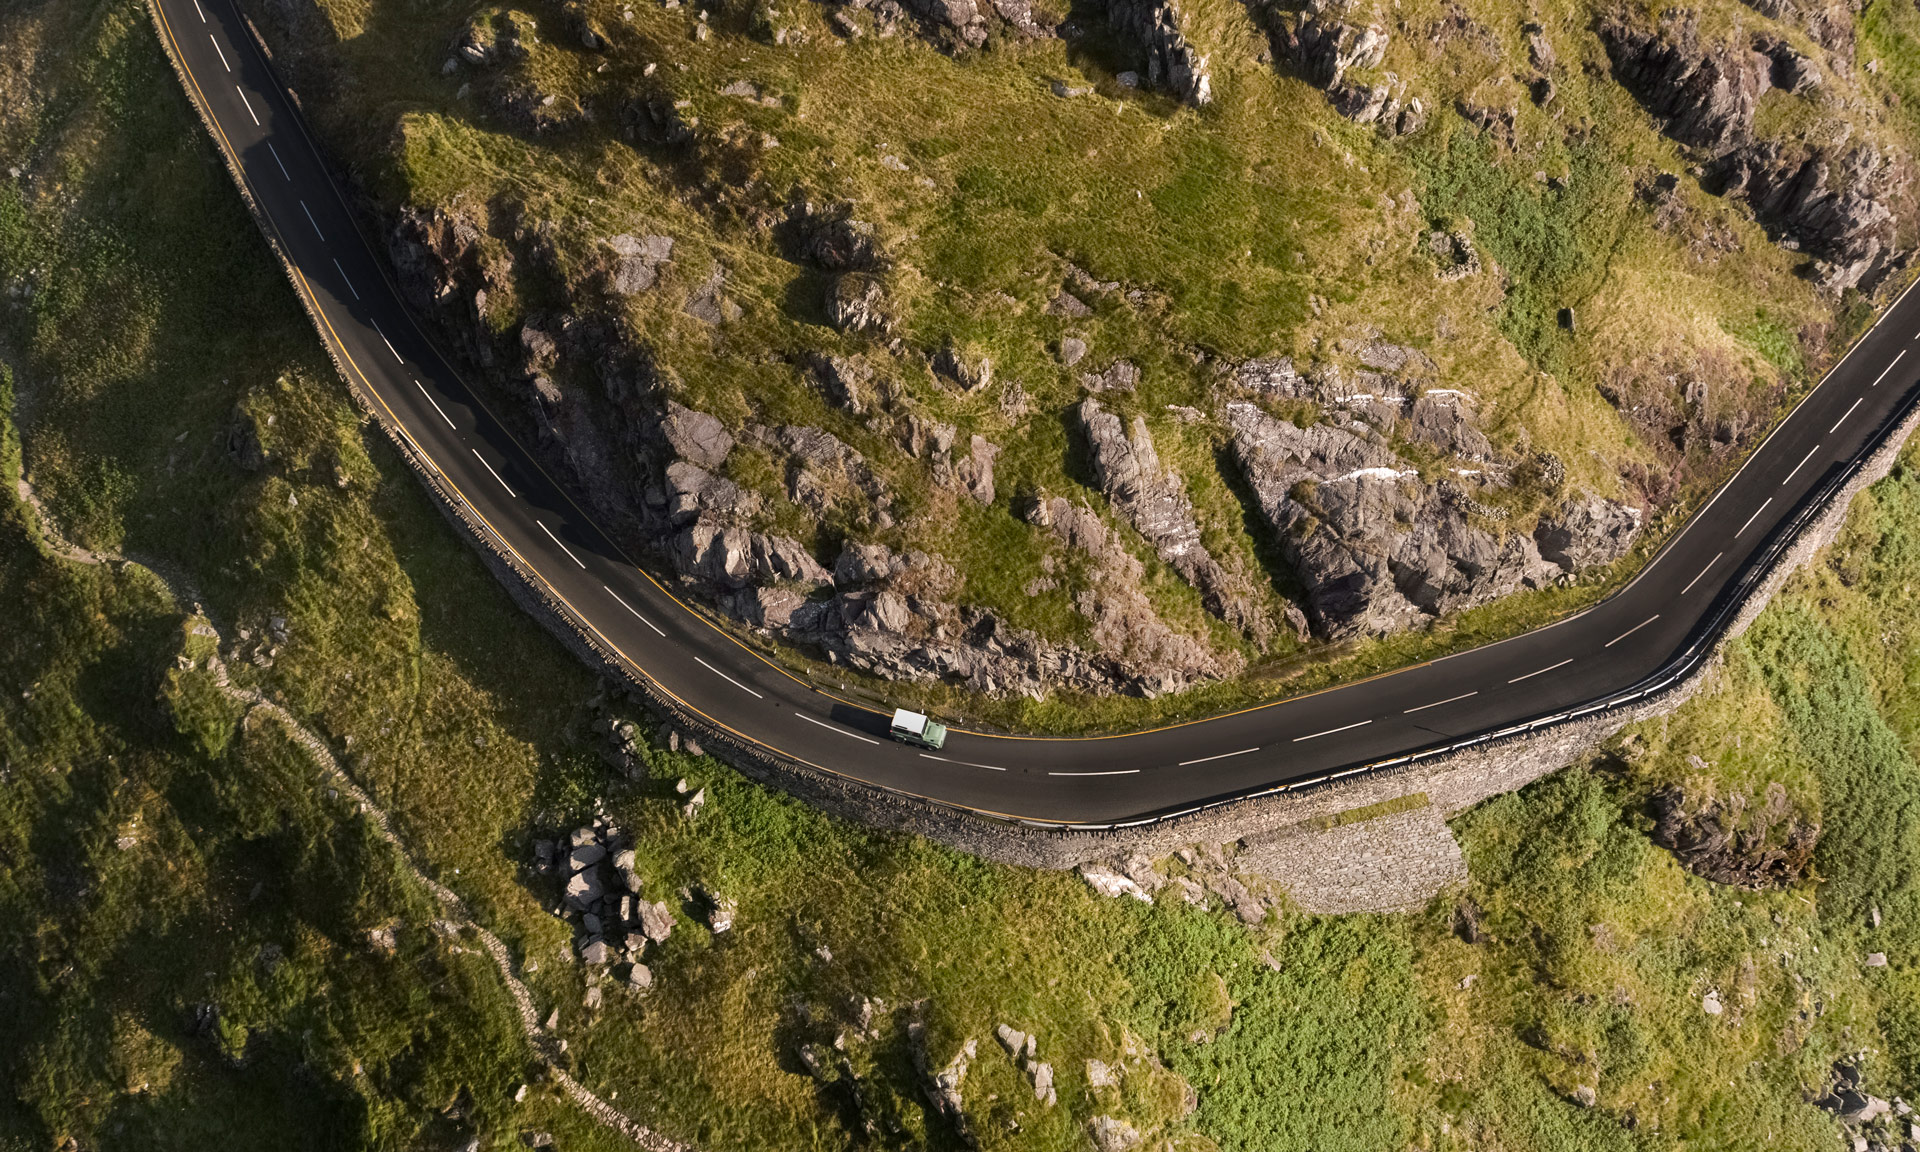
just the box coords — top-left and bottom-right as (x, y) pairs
(1702, 989), (1723, 1015)
(628, 962), (654, 989)
(1057, 336), (1088, 366)
(1087, 1058), (1121, 1088)
(1868, 952), (1889, 968)
(1078, 863), (1153, 903)
(581, 939), (612, 965)
(1089, 1115), (1141, 1152)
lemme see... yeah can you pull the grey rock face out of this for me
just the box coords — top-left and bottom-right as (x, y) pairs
(606, 233), (674, 294)
(808, 352), (874, 414)
(1106, 0), (1212, 105)
(1226, 402), (1561, 638)
(665, 461), (761, 524)
(1080, 359), (1140, 393)
(1276, 4), (1387, 88)
(1739, 0), (1858, 54)
(1407, 391), (1491, 459)
(673, 522), (832, 588)
(661, 401), (734, 469)
(1533, 494), (1642, 572)
(1077, 399), (1265, 638)
(1598, 11), (1771, 152)
(956, 435), (998, 505)
(1713, 140), (1903, 293)
(825, 272), (888, 333)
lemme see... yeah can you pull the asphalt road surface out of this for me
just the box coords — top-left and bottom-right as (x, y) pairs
(153, 0), (1920, 826)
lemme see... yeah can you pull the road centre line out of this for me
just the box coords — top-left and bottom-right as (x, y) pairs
(265, 140), (290, 180)
(1405, 691), (1477, 714)
(413, 379), (456, 428)
(1736, 498), (1773, 538)
(1293, 719), (1373, 742)
(1831, 397), (1864, 433)
(236, 87), (259, 125)
(1782, 447), (1819, 487)
(920, 753), (1007, 771)
(696, 657), (763, 699)
(795, 712), (879, 744)
(369, 318), (402, 361)
(535, 519), (585, 569)
(299, 199), (323, 241)
(1509, 658), (1573, 684)
(1048, 769), (1141, 776)
(332, 258), (358, 300)
(1682, 552), (1723, 595)
(1605, 615), (1660, 648)
(209, 34), (229, 71)
(1178, 747), (1258, 766)
(193, 0), (205, 20)
(1873, 350), (1906, 386)
(603, 585), (666, 636)
(472, 449), (516, 497)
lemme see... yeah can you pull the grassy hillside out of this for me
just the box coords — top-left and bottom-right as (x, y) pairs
(10, 0), (1920, 1150)
(210, 0), (1920, 726)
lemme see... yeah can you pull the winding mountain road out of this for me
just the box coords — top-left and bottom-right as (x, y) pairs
(153, 0), (1920, 826)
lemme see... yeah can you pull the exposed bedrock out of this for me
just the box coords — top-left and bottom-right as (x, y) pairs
(1264, 1), (1425, 133)
(1225, 401), (1637, 640)
(1598, 9), (1909, 292)
(1076, 398), (1267, 640)
(1106, 0), (1213, 106)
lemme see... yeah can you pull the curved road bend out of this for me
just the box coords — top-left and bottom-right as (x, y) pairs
(154, 0), (1920, 825)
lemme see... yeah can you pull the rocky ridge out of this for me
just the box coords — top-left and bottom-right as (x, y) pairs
(1598, 8), (1911, 292)
(1106, 0), (1213, 106)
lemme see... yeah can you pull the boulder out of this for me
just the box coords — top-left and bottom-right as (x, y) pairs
(1078, 862), (1153, 902)
(665, 461), (761, 524)
(564, 868), (605, 909)
(637, 900), (675, 944)
(662, 401), (734, 469)
(955, 435), (999, 505)
(568, 842), (607, 872)
(1090, 1116), (1142, 1152)
(809, 352), (874, 414)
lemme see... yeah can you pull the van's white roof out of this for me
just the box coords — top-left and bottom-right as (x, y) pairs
(890, 708), (928, 734)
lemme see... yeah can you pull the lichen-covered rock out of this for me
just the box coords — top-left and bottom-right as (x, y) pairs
(1651, 781), (1818, 889)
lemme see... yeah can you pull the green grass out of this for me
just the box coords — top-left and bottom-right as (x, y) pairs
(13, 0), (1920, 1149)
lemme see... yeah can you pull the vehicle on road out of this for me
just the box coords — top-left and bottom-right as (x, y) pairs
(889, 709), (947, 750)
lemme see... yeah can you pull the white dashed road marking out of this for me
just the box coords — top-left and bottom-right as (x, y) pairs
(1736, 498), (1772, 538)
(1682, 552), (1723, 596)
(193, 0), (205, 20)
(603, 585), (665, 636)
(370, 318), (403, 361)
(1508, 659), (1573, 684)
(473, 450), (516, 497)
(696, 657), (763, 699)
(1048, 769), (1140, 776)
(414, 379), (456, 429)
(236, 87), (259, 126)
(266, 140), (290, 180)
(209, 34), (229, 71)
(1293, 719), (1372, 742)
(1404, 691), (1477, 714)
(920, 753), (1007, 771)
(795, 713), (879, 745)
(1605, 615), (1660, 648)
(535, 519), (585, 569)
(1178, 748), (1258, 766)
(299, 199), (324, 241)
(1782, 447), (1819, 487)
(1872, 350), (1905, 386)
(333, 258), (358, 300)
(1830, 397), (1864, 433)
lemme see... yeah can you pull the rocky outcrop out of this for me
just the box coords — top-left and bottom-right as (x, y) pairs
(768, 537), (1229, 697)
(660, 400), (733, 469)
(1266, 1), (1424, 132)
(1739, 0), (1859, 55)
(1106, 0), (1212, 106)
(387, 204), (505, 369)
(532, 813), (671, 978)
(1598, 11), (1771, 152)
(1533, 494), (1641, 571)
(1226, 401), (1564, 638)
(1713, 140), (1906, 293)
(604, 233), (674, 295)
(909, 1025), (977, 1147)
(1599, 9), (1908, 292)
(673, 523), (833, 590)
(1650, 780), (1818, 888)
(1076, 399), (1265, 639)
